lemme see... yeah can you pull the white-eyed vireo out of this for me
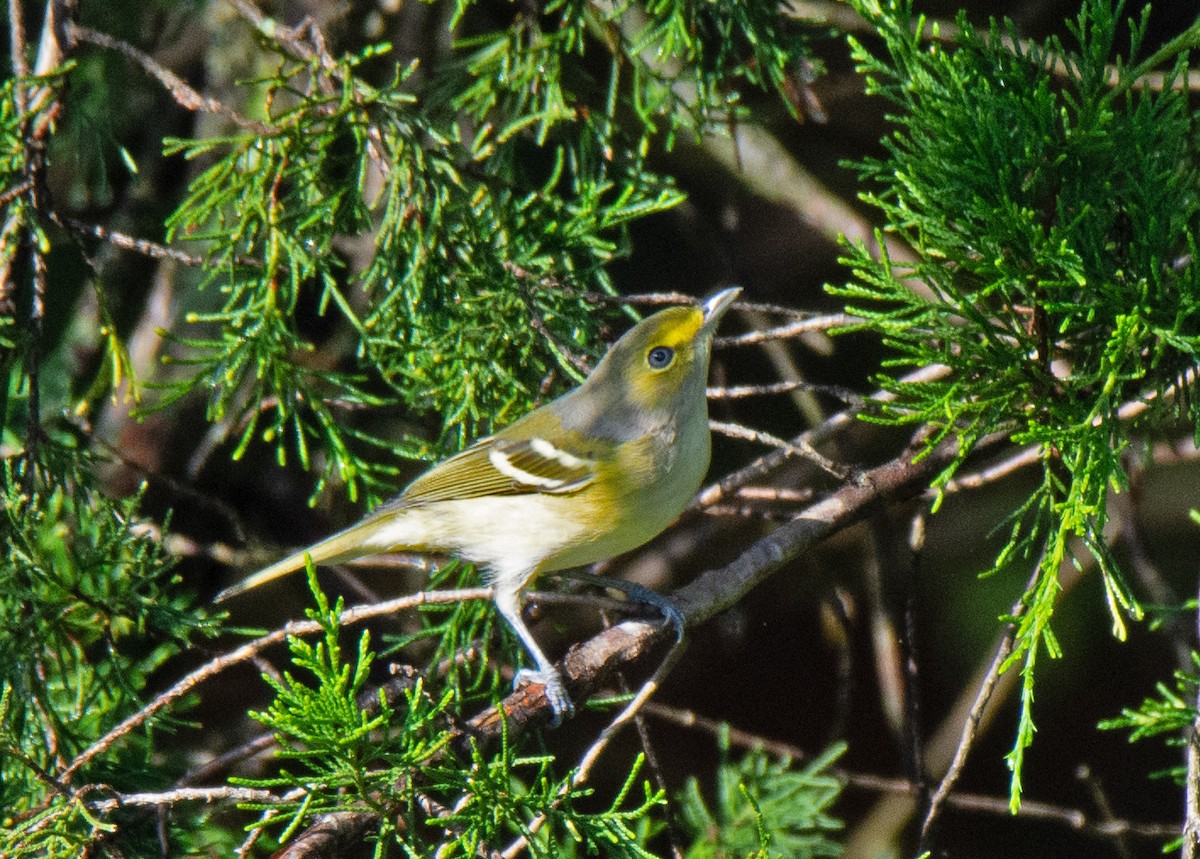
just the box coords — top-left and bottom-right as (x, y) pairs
(217, 287), (740, 721)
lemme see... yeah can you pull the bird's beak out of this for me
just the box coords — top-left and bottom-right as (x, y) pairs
(701, 286), (741, 332)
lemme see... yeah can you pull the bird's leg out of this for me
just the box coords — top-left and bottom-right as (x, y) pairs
(554, 570), (685, 643)
(492, 582), (574, 725)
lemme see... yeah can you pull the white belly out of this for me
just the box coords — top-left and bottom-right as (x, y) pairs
(361, 494), (593, 586)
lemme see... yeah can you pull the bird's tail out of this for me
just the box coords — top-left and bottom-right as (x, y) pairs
(214, 516), (395, 603)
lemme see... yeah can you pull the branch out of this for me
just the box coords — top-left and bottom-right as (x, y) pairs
(786, 0), (1200, 93)
(6, 0), (77, 484)
(707, 379), (863, 404)
(271, 812), (386, 859)
(89, 786), (279, 810)
(690, 363), (953, 513)
(58, 216), (217, 267)
(708, 419), (852, 480)
(918, 569), (1027, 848)
(713, 313), (859, 347)
(57, 587), (494, 783)
(209, 432), (990, 850)
(456, 432), (983, 747)
(642, 701), (1179, 842)
(69, 25), (268, 133)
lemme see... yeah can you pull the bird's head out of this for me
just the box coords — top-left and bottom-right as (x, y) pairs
(587, 287), (741, 414)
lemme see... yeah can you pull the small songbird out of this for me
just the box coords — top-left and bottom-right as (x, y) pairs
(217, 288), (741, 721)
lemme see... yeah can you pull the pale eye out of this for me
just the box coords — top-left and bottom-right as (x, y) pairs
(647, 346), (675, 369)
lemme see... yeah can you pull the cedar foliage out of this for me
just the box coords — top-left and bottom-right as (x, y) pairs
(4, 0), (1200, 855)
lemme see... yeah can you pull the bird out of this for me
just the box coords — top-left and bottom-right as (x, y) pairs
(217, 287), (741, 722)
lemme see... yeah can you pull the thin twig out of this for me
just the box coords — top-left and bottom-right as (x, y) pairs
(709, 419), (851, 480)
(734, 486), (814, 503)
(71, 25), (268, 132)
(707, 379), (863, 405)
(58, 216), (214, 266)
(625, 678), (686, 859)
(917, 569), (1029, 848)
(932, 444), (1040, 496)
(641, 700), (1179, 841)
(714, 313), (858, 347)
(89, 786), (280, 811)
(902, 514), (929, 831)
(862, 520), (906, 741)
(578, 288), (826, 323)
(24, 240), (47, 482)
(691, 364), (952, 512)
(700, 486), (816, 519)
(58, 586), (494, 782)
(177, 734), (277, 787)
(0, 177), (32, 207)
(1075, 764), (1134, 859)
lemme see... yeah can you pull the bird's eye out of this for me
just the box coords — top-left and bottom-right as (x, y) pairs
(647, 345), (675, 369)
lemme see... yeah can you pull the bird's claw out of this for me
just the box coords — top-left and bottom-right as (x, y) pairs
(514, 667), (574, 726)
(560, 571), (685, 643)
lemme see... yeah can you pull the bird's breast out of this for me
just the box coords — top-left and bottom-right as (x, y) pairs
(542, 408), (711, 571)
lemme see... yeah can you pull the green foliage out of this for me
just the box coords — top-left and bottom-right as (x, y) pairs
(832, 0), (1200, 806)
(447, 0), (809, 145)
(1, 0), (819, 853)
(156, 0), (811, 505)
(678, 730), (844, 859)
(235, 568), (452, 846)
(241, 582), (847, 857)
(1100, 653), (1200, 749)
(0, 69), (63, 356)
(0, 457), (218, 856)
(380, 559), (510, 709)
(1098, 652), (1196, 852)
(237, 571), (667, 856)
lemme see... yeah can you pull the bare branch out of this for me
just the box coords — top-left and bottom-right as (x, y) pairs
(691, 364), (952, 512)
(932, 445), (1040, 496)
(457, 433), (982, 746)
(709, 418), (851, 480)
(707, 379), (863, 405)
(58, 217), (213, 267)
(58, 587), (494, 783)
(642, 701), (1179, 842)
(918, 581), (1022, 849)
(70, 25), (268, 132)
(714, 313), (858, 347)
(90, 786), (280, 811)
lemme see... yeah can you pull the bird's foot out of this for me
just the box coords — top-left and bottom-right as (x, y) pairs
(514, 667), (574, 726)
(559, 571), (685, 643)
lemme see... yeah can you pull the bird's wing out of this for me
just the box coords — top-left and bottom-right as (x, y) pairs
(216, 428), (599, 602)
(398, 435), (597, 504)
